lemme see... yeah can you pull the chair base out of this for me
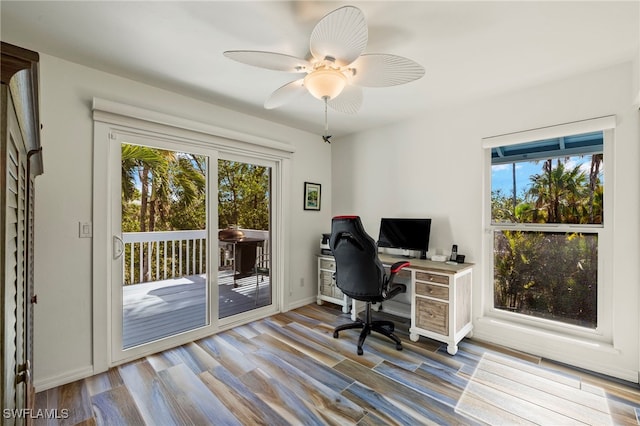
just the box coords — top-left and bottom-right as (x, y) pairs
(333, 303), (403, 355)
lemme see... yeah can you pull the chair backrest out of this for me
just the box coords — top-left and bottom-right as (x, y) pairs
(329, 216), (385, 302)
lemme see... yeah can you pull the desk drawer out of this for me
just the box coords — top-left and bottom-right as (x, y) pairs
(415, 272), (449, 285)
(319, 270), (334, 285)
(415, 298), (448, 335)
(320, 259), (335, 270)
(415, 282), (449, 300)
(333, 286), (344, 299)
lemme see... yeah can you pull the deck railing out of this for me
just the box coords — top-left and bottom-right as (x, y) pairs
(122, 229), (269, 285)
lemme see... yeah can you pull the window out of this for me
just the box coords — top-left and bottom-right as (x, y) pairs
(483, 117), (614, 337)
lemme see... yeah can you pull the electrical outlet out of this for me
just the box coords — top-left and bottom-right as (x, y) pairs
(79, 221), (92, 238)
(300, 278), (305, 287)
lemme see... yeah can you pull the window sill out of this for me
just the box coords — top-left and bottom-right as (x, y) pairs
(474, 316), (620, 355)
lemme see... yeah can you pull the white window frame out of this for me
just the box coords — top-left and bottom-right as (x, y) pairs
(482, 116), (615, 343)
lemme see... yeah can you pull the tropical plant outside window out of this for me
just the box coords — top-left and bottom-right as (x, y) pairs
(121, 147), (271, 286)
(121, 144), (207, 284)
(490, 131), (603, 329)
(218, 160), (270, 230)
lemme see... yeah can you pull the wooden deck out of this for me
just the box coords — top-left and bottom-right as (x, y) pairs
(36, 303), (640, 425)
(123, 272), (271, 349)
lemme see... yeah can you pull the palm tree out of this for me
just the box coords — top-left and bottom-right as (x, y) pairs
(121, 145), (166, 232)
(527, 159), (587, 223)
(587, 154), (603, 224)
(121, 144), (206, 281)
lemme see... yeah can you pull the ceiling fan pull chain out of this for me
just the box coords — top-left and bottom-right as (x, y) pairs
(324, 97), (329, 134)
(322, 97), (332, 143)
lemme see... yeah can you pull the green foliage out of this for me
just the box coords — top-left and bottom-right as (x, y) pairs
(218, 160), (270, 230)
(121, 145), (208, 284)
(491, 155), (602, 328)
(121, 149), (271, 284)
(121, 145), (207, 232)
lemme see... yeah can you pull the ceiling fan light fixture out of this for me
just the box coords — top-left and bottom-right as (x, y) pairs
(304, 68), (347, 100)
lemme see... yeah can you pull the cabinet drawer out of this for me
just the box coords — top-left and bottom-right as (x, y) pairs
(415, 271), (449, 285)
(319, 270), (334, 285)
(322, 283), (339, 297)
(415, 282), (449, 300)
(320, 259), (335, 270)
(415, 298), (449, 335)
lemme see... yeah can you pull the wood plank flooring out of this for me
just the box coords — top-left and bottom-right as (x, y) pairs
(35, 303), (640, 425)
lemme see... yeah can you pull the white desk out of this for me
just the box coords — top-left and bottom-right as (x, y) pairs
(318, 253), (473, 355)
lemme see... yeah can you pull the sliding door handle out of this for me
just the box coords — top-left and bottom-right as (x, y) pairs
(113, 235), (124, 260)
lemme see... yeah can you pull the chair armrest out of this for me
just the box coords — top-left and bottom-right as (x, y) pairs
(390, 261), (411, 274)
(383, 261), (410, 299)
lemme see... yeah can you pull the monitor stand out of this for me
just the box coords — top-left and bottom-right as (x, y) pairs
(391, 249), (415, 259)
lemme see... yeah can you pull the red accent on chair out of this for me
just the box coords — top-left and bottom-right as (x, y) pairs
(391, 261), (411, 274)
(333, 215), (359, 220)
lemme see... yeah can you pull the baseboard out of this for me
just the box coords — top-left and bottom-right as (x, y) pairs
(285, 296), (317, 311)
(34, 365), (94, 392)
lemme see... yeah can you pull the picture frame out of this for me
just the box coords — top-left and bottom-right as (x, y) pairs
(303, 182), (321, 211)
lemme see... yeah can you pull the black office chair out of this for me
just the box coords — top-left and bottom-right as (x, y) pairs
(330, 216), (410, 355)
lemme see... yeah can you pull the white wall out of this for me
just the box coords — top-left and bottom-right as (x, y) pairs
(333, 61), (640, 381)
(33, 54), (331, 389)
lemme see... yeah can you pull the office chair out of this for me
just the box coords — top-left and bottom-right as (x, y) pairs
(330, 216), (410, 355)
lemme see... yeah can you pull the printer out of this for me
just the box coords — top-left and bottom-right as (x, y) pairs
(320, 233), (332, 255)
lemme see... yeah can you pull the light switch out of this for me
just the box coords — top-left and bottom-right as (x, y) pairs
(79, 221), (92, 238)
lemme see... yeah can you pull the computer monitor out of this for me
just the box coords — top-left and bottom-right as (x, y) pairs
(377, 218), (431, 258)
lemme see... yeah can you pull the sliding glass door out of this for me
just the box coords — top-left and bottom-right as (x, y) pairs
(218, 154), (273, 319)
(110, 135), (217, 362)
(108, 134), (280, 363)
(118, 142), (210, 349)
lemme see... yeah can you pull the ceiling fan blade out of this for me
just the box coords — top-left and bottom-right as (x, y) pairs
(224, 50), (310, 72)
(264, 79), (306, 109)
(328, 85), (363, 114)
(310, 6), (368, 67)
(350, 54), (425, 87)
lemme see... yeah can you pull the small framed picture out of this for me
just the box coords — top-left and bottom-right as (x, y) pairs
(303, 182), (321, 211)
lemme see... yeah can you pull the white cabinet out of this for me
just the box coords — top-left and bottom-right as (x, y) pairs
(316, 255), (350, 313)
(409, 266), (473, 355)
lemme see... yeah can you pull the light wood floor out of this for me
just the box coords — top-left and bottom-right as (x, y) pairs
(35, 303), (640, 425)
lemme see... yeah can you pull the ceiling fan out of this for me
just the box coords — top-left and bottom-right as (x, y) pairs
(224, 5), (425, 141)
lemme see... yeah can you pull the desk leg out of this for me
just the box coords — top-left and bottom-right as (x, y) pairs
(351, 299), (366, 321)
(342, 298), (350, 314)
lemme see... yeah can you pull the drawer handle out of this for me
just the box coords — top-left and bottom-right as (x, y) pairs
(428, 288), (433, 294)
(429, 277), (434, 281)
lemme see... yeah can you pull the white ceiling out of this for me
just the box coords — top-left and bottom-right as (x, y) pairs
(2, 1), (638, 138)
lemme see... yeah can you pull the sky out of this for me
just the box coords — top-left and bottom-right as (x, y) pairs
(492, 162), (538, 196)
(492, 157), (599, 197)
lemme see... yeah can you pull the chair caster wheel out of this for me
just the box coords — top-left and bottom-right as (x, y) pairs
(396, 344), (403, 351)
(333, 331), (339, 338)
(357, 347), (363, 356)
